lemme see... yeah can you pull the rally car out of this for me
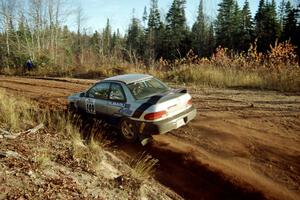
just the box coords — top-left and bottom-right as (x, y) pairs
(67, 74), (196, 144)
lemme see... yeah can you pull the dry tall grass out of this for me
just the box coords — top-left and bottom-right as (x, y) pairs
(0, 90), (105, 172)
(71, 129), (104, 166)
(131, 152), (159, 181)
(156, 41), (300, 92)
(0, 91), (39, 131)
(0, 90), (172, 199)
(1, 41), (299, 92)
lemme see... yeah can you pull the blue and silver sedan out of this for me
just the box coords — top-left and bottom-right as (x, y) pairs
(68, 74), (196, 144)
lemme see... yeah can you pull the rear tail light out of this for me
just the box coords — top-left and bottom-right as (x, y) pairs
(144, 111), (167, 120)
(187, 98), (192, 105)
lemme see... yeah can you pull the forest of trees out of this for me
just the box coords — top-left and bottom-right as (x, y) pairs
(0, 0), (300, 69)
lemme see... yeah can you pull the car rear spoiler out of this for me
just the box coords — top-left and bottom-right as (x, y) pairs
(173, 88), (187, 94)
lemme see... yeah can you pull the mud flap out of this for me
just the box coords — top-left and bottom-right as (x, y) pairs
(140, 136), (153, 146)
(135, 121), (153, 146)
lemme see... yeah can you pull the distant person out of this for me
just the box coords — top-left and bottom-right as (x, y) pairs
(26, 59), (33, 71)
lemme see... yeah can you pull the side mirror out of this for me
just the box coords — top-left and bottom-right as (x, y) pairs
(79, 92), (85, 97)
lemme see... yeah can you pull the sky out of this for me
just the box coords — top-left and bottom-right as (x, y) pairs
(70, 0), (286, 34)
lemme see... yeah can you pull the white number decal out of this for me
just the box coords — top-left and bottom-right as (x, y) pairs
(85, 98), (96, 114)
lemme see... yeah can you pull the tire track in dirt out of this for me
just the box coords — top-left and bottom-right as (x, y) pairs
(0, 76), (91, 91)
(31, 76), (96, 85)
(114, 139), (265, 200)
(0, 76), (299, 200)
(0, 79), (81, 91)
(0, 76), (94, 109)
(0, 81), (70, 95)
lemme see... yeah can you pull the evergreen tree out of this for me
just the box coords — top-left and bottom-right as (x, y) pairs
(165, 0), (190, 59)
(111, 29), (123, 57)
(240, 0), (254, 50)
(215, 0), (236, 49)
(265, 0), (280, 46)
(282, 1), (297, 42)
(146, 0), (161, 61)
(278, 0), (286, 32)
(126, 16), (145, 60)
(148, 0), (160, 30)
(255, 0), (280, 51)
(90, 31), (100, 54)
(255, 0), (266, 44)
(192, 0), (206, 56)
(111, 32), (117, 50)
(191, 0), (215, 57)
(155, 22), (167, 59)
(142, 6), (148, 27)
(231, 1), (243, 50)
(103, 18), (112, 55)
(2, 0), (300, 68)
(206, 23), (215, 55)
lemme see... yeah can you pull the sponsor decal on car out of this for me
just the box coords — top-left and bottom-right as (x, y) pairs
(85, 98), (96, 114)
(118, 103), (133, 116)
(119, 108), (133, 116)
(108, 101), (125, 107)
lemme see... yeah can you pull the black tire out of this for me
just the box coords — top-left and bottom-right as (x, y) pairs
(120, 118), (138, 142)
(67, 103), (79, 117)
(67, 103), (75, 111)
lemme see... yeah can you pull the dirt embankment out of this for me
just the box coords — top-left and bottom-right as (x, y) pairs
(0, 76), (299, 200)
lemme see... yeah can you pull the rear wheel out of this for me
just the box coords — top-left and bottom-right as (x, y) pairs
(67, 103), (76, 113)
(120, 119), (138, 142)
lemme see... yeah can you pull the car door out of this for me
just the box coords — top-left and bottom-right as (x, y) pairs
(106, 83), (128, 117)
(83, 82), (111, 116)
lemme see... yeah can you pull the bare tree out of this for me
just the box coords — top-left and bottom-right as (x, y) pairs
(29, 0), (43, 55)
(0, 0), (16, 61)
(75, 4), (86, 65)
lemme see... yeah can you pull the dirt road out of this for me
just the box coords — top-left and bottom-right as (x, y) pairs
(0, 76), (299, 200)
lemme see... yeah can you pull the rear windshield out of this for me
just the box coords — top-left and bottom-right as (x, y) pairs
(127, 78), (169, 100)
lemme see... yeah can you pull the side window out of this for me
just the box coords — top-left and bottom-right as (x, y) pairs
(88, 83), (110, 99)
(109, 83), (126, 102)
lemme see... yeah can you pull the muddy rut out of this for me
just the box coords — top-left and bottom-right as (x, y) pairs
(0, 76), (299, 200)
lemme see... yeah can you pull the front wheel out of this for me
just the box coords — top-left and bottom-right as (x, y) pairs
(120, 119), (138, 142)
(67, 103), (77, 114)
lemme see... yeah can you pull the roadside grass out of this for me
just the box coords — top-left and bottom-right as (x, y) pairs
(163, 64), (300, 92)
(156, 41), (300, 92)
(0, 90), (39, 131)
(131, 152), (159, 181)
(71, 128), (103, 167)
(0, 89), (106, 173)
(0, 90), (169, 199)
(164, 65), (264, 89)
(0, 89), (159, 178)
(1, 42), (299, 92)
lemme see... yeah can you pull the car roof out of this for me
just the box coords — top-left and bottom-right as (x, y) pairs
(103, 74), (153, 84)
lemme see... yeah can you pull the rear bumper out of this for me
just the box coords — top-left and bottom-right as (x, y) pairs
(135, 106), (197, 136)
